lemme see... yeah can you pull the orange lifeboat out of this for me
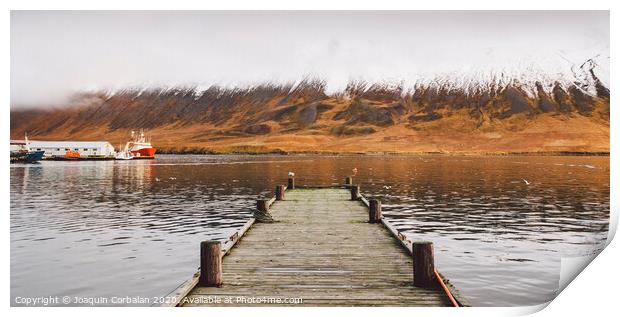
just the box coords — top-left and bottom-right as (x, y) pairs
(64, 150), (81, 159)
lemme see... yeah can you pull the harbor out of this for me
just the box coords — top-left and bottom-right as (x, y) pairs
(9, 130), (157, 162)
(169, 179), (468, 307)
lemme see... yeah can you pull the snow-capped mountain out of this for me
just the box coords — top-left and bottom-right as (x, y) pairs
(10, 58), (609, 154)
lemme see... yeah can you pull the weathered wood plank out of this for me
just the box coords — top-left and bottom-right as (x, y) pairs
(162, 217), (255, 306)
(160, 272), (199, 307)
(221, 218), (255, 256)
(180, 188), (453, 307)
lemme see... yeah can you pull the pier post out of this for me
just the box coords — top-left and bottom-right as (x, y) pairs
(199, 241), (223, 287)
(369, 199), (382, 223)
(287, 177), (295, 190)
(257, 199), (269, 212)
(413, 241), (435, 288)
(345, 176), (353, 186)
(275, 185), (285, 201)
(350, 185), (360, 200)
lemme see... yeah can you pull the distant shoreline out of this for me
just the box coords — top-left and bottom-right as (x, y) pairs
(155, 149), (610, 157)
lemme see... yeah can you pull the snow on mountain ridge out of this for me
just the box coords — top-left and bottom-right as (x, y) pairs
(349, 55), (610, 100)
(35, 56), (609, 110)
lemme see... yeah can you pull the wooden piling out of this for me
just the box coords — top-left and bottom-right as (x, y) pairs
(275, 185), (285, 201)
(413, 241), (435, 288)
(287, 177), (295, 190)
(345, 176), (353, 185)
(257, 199), (269, 212)
(369, 199), (382, 223)
(199, 241), (223, 287)
(350, 185), (359, 200)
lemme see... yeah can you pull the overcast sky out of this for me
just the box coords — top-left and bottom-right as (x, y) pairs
(11, 11), (609, 107)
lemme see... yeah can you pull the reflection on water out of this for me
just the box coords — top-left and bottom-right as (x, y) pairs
(10, 155), (609, 306)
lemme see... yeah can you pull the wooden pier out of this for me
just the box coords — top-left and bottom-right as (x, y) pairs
(165, 179), (468, 307)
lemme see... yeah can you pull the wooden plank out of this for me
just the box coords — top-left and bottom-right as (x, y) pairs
(161, 217), (256, 307)
(266, 197), (276, 209)
(377, 201), (468, 307)
(221, 218), (255, 256)
(381, 217), (413, 253)
(177, 188), (458, 307)
(159, 272), (199, 307)
(358, 191), (371, 207)
(295, 184), (347, 189)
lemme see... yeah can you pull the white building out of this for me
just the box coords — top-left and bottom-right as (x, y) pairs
(27, 141), (117, 158)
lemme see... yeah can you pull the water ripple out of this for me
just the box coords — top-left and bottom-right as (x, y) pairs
(10, 155), (609, 307)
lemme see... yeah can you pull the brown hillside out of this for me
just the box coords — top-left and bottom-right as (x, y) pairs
(10, 79), (610, 155)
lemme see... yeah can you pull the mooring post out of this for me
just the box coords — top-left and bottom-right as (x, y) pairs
(369, 199), (382, 223)
(199, 241), (223, 287)
(345, 176), (353, 186)
(350, 185), (360, 200)
(275, 185), (285, 201)
(287, 177), (295, 190)
(257, 199), (269, 212)
(413, 241), (435, 288)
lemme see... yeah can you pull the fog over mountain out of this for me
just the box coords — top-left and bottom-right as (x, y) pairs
(10, 11), (609, 107)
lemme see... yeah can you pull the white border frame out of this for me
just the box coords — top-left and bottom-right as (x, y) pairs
(3, 1), (616, 316)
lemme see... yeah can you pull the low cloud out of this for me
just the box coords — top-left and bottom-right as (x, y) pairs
(10, 11), (609, 108)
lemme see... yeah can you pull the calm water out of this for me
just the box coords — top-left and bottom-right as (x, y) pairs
(10, 155), (609, 306)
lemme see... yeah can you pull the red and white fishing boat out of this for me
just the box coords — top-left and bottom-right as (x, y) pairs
(116, 129), (156, 160)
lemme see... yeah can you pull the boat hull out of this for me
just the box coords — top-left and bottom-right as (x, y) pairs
(26, 151), (45, 162)
(130, 147), (156, 158)
(10, 150), (44, 163)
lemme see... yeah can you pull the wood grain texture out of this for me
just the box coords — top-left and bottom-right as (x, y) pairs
(369, 199), (382, 223)
(412, 242), (435, 288)
(199, 241), (222, 287)
(180, 189), (451, 307)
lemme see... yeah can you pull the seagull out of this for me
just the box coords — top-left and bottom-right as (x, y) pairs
(155, 177), (160, 182)
(522, 179), (530, 185)
(288, 171), (295, 177)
